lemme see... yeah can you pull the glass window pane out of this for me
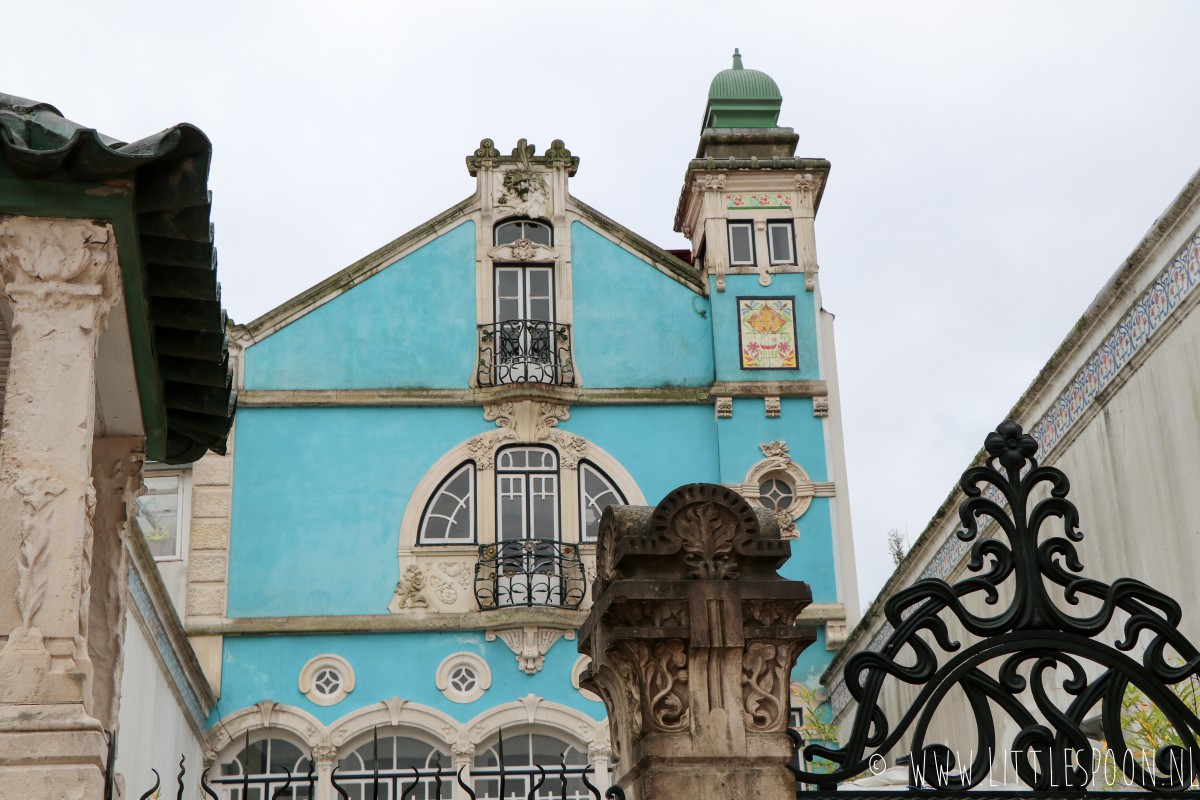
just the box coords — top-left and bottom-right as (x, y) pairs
(581, 465), (624, 542)
(729, 223), (754, 265)
(525, 222), (551, 245)
(530, 475), (557, 539)
(769, 223), (794, 264)
(420, 464), (474, 543)
(495, 222), (521, 245)
(136, 474), (180, 559)
(527, 269), (550, 298)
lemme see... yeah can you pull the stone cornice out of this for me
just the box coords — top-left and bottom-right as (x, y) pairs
(236, 381), (828, 408)
(187, 607), (588, 636)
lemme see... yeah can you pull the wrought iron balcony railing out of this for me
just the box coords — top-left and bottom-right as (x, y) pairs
(476, 320), (576, 387)
(475, 540), (586, 610)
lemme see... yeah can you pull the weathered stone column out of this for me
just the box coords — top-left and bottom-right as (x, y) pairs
(579, 484), (815, 800)
(0, 216), (121, 798)
(89, 437), (144, 732)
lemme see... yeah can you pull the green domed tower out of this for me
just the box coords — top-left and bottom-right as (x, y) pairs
(672, 53), (858, 668)
(703, 48), (783, 129)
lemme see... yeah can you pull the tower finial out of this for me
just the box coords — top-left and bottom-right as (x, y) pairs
(732, 48), (743, 69)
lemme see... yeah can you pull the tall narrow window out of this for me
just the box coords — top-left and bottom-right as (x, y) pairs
(579, 462), (626, 543)
(767, 221), (796, 265)
(495, 447), (559, 542)
(135, 468), (190, 560)
(493, 265), (556, 384)
(419, 463), (475, 544)
(728, 221), (755, 266)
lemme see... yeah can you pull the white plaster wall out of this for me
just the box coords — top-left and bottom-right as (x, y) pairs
(115, 614), (205, 798)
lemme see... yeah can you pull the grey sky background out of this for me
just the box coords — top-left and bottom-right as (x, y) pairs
(4, 1), (1199, 612)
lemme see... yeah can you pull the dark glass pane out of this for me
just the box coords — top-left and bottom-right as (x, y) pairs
(495, 222), (521, 245)
(729, 224), (754, 264)
(769, 224), (793, 263)
(525, 222), (552, 245)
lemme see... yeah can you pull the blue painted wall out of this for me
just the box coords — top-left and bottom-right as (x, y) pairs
(228, 406), (484, 617)
(212, 632), (602, 727)
(243, 221), (477, 390)
(710, 273), (820, 382)
(571, 223), (713, 388)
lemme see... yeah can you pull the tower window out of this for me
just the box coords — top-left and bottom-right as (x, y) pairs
(495, 219), (552, 246)
(767, 221), (796, 265)
(728, 221), (755, 266)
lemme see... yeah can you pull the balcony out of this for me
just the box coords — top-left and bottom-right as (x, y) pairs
(476, 320), (576, 387)
(475, 540), (587, 610)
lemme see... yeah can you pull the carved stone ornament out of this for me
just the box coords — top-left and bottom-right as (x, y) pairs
(812, 397), (830, 417)
(764, 396), (781, 418)
(715, 396), (733, 419)
(486, 625), (574, 675)
(487, 238), (558, 263)
(390, 564), (429, 611)
(579, 483), (815, 800)
(464, 401), (587, 470)
(311, 743), (338, 763)
(759, 441), (789, 460)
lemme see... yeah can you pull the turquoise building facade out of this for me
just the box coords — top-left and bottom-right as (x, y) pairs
(189, 54), (859, 799)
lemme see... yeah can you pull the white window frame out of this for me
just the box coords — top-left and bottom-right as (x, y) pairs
(767, 221), (796, 266)
(418, 462), (476, 545)
(137, 465), (192, 562)
(495, 446), (560, 542)
(728, 220), (756, 266)
(578, 462), (626, 544)
(494, 219), (553, 246)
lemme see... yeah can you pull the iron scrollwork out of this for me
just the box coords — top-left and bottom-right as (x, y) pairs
(475, 540), (586, 610)
(801, 421), (1200, 792)
(477, 320), (576, 387)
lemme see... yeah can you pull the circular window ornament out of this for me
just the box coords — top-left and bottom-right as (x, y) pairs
(436, 652), (491, 703)
(745, 442), (820, 539)
(299, 654), (355, 706)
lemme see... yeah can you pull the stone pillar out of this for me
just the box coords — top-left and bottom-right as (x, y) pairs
(451, 739), (474, 800)
(579, 484), (815, 800)
(0, 216), (121, 798)
(311, 743), (338, 800)
(88, 437), (144, 734)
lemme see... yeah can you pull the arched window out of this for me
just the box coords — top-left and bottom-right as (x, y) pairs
(215, 735), (313, 799)
(336, 733), (448, 800)
(419, 463), (475, 545)
(496, 447), (558, 542)
(494, 219), (552, 246)
(578, 462), (625, 543)
(473, 729), (588, 799)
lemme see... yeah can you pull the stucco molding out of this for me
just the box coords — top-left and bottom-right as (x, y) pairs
(391, 402), (644, 614)
(486, 239), (558, 263)
(206, 701), (327, 753)
(298, 653), (355, 707)
(434, 651), (491, 703)
(736, 441), (836, 540)
(485, 625), (575, 675)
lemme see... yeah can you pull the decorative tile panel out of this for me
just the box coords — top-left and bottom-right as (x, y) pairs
(727, 193), (793, 209)
(738, 297), (799, 369)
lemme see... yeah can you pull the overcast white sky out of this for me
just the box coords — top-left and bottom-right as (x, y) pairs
(4, 1), (1199, 612)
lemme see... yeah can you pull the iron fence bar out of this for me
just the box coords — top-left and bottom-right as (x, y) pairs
(138, 769), (160, 800)
(104, 729), (116, 800)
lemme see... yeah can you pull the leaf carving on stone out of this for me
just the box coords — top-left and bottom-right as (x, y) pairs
(741, 641), (792, 731)
(14, 472), (66, 631)
(676, 502), (740, 580)
(622, 640), (689, 732)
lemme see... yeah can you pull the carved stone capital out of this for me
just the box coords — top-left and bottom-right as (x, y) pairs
(580, 483), (814, 799)
(311, 743), (338, 764)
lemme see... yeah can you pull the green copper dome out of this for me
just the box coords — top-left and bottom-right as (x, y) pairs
(703, 49), (783, 129)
